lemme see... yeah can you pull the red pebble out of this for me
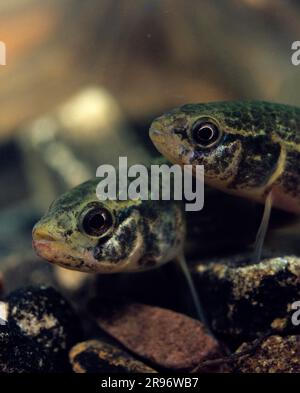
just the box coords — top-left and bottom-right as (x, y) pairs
(95, 302), (221, 370)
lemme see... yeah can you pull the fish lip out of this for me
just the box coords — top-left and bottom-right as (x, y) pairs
(149, 127), (167, 153)
(32, 238), (57, 247)
(32, 238), (65, 257)
(149, 119), (164, 138)
(32, 224), (60, 242)
(33, 233), (57, 242)
(149, 128), (163, 137)
(32, 238), (53, 255)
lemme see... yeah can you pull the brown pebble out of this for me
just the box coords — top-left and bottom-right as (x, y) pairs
(69, 339), (156, 373)
(93, 301), (221, 370)
(233, 335), (300, 373)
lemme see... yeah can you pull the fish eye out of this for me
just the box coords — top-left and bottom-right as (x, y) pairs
(191, 119), (221, 147)
(80, 204), (114, 237)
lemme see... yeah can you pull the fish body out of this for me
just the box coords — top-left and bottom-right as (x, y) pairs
(149, 101), (300, 214)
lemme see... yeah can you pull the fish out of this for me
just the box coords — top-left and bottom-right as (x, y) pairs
(149, 100), (300, 260)
(32, 178), (205, 322)
(150, 100), (300, 214)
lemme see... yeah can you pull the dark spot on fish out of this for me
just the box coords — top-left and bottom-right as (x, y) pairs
(96, 235), (111, 246)
(229, 135), (281, 189)
(173, 127), (188, 140)
(93, 223), (137, 263)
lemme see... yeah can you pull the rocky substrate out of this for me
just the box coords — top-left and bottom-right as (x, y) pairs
(1, 253), (300, 373)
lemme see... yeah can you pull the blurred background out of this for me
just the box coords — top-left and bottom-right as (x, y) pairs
(1, 0), (300, 296)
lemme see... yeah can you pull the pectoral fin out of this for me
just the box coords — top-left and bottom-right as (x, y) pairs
(252, 191), (273, 263)
(175, 254), (211, 332)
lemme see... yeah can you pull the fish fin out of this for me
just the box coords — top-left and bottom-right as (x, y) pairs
(252, 191), (273, 263)
(175, 253), (210, 329)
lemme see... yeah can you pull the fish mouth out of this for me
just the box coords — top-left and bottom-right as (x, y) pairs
(32, 237), (63, 261)
(149, 124), (169, 156)
(149, 120), (165, 141)
(31, 224), (130, 273)
(149, 127), (164, 139)
(150, 127), (184, 166)
(32, 236), (88, 271)
(32, 223), (64, 261)
(32, 223), (60, 242)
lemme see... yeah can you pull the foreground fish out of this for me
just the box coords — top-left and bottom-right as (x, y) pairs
(32, 179), (205, 321)
(149, 101), (300, 215)
(32, 179), (185, 273)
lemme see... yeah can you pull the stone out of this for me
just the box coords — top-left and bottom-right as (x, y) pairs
(0, 324), (51, 373)
(233, 335), (300, 373)
(7, 285), (82, 372)
(70, 339), (156, 373)
(92, 300), (221, 370)
(194, 255), (300, 339)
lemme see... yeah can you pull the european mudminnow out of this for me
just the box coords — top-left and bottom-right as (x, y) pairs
(32, 179), (185, 274)
(32, 179), (207, 322)
(149, 101), (300, 215)
(149, 101), (300, 260)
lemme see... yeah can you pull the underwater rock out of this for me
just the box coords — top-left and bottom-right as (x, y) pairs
(70, 339), (156, 373)
(0, 324), (51, 373)
(233, 335), (300, 373)
(7, 286), (83, 372)
(194, 255), (300, 339)
(92, 300), (221, 370)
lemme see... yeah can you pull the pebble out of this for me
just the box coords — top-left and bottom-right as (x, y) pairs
(92, 300), (221, 370)
(70, 339), (157, 373)
(0, 324), (51, 372)
(194, 254), (300, 339)
(233, 335), (300, 373)
(6, 286), (83, 372)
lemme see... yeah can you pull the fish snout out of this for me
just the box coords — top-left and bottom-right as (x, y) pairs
(32, 223), (59, 243)
(149, 121), (164, 141)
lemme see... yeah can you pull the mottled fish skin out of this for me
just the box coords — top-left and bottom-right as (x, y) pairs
(149, 101), (300, 214)
(32, 179), (185, 273)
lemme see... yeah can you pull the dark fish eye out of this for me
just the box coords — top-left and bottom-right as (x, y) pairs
(191, 120), (221, 147)
(80, 205), (113, 237)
